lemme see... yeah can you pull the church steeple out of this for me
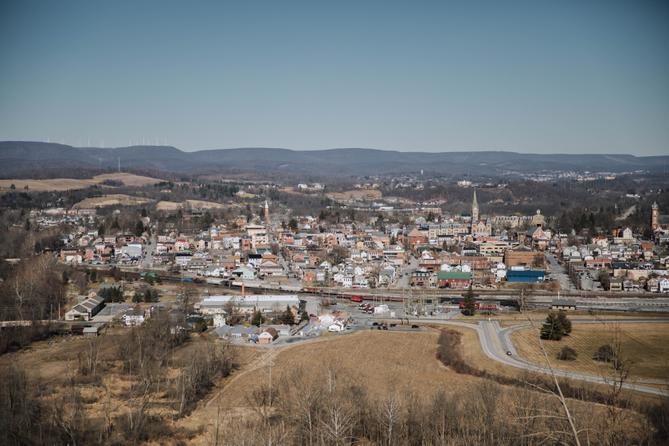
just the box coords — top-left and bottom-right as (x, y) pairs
(651, 201), (660, 231)
(472, 190), (480, 223)
(264, 200), (270, 225)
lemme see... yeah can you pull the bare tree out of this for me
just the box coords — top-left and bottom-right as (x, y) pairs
(380, 394), (401, 445)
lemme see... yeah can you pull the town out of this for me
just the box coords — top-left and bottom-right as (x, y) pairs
(0, 168), (665, 341)
(2, 165), (668, 444)
(2, 0), (669, 443)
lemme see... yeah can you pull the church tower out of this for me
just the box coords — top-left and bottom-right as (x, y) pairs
(471, 190), (480, 223)
(651, 202), (660, 231)
(264, 200), (270, 226)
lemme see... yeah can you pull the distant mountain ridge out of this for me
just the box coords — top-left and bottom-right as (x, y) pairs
(1, 141), (667, 179)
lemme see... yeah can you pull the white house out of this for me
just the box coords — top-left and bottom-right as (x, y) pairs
(659, 278), (669, 293)
(122, 308), (145, 326)
(328, 321), (345, 332)
(232, 266), (256, 280)
(213, 314), (227, 327)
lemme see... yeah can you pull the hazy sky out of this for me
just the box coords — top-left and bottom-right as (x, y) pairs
(1, 0), (668, 155)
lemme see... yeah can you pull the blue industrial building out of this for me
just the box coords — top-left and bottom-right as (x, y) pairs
(506, 269), (545, 283)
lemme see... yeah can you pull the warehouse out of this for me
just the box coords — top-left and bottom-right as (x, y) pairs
(506, 269), (545, 283)
(197, 294), (300, 314)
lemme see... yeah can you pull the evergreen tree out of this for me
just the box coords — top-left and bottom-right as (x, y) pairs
(281, 305), (295, 325)
(540, 312), (563, 340)
(99, 286), (124, 303)
(251, 309), (264, 327)
(461, 285), (476, 316)
(556, 311), (572, 334)
(134, 220), (145, 236)
(132, 291), (143, 303)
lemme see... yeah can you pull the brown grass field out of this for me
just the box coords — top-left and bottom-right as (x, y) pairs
(206, 330), (469, 408)
(326, 188), (382, 202)
(2, 326), (661, 444)
(73, 194), (153, 208)
(0, 172), (162, 192)
(179, 329), (657, 445)
(156, 199), (230, 211)
(458, 310), (669, 327)
(178, 330), (481, 442)
(512, 322), (669, 383)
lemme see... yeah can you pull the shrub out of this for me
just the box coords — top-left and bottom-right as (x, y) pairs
(557, 346), (577, 361)
(593, 344), (616, 362)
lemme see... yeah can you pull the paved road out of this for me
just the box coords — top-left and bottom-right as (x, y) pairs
(545, 253), (576, 292)
(394, 256), (420, 288)
(404, 317), (669, 396)
(141, 234), (156, 268)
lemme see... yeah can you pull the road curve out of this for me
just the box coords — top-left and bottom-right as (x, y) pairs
(408, 317), (669, 396)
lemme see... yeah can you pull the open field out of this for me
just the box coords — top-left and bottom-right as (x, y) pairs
(326, 188), (382, 202)
(181, 329), (657, 445)
(512, 322), (669, 382)
(73, 194), (153, 208)
(210, 330), (468, 407)
(1, 323), (662, 444)
(0, 172), (162, 192)
(456, 310), (669, 327)
(179, 330), (477, 442)
(156, 199), (231, 211)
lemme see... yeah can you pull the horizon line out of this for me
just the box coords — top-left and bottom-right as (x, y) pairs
(1, 140), (665, 158)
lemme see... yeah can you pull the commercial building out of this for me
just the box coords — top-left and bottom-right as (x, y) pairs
(198, 294), (300, 314)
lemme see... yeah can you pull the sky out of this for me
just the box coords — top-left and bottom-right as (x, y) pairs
(0, 0), (668, 155)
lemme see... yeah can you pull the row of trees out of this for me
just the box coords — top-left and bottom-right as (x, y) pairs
(0, 255), (67, 322)
(210, 364), (661, 446)
(132, 287), (159, 303)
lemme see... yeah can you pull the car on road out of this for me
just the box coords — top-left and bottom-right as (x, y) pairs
(506, 351), (512, 356)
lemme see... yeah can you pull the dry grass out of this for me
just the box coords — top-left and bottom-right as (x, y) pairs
(512, 322), (669, 383)
(179, 330), (481, 444)
(458, 310), (669, 327)
(156, 199), (229, 211)
(73, 194), (153, 208)
(326, 189), (382, 202)
(0, 328), (256, 445)
(445, 324), (525, 378)
(156, 201), (182, 211)
(3, 325), (662, 445)
(93, 173), (162, 187)
(0, 172), (162, 192)
(214, 330), (475, 407)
